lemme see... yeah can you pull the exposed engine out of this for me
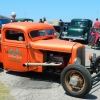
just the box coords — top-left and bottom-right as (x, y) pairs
(42, 51), (71, 72)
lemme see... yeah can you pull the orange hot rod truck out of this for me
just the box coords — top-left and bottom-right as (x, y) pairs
(0, 22), (97, 98)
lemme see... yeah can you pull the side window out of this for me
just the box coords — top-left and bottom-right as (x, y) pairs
(30, 30), (39, 37)
(5, 30), (25, 41)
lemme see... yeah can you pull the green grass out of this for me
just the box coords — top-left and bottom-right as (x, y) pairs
(0, 82), (15, 100)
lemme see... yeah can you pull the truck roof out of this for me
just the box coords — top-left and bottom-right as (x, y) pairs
(71, 19), (92, 22)
(2, 22), (55, 31)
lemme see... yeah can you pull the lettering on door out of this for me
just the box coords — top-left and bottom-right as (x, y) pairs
(6, 48), (23, 63)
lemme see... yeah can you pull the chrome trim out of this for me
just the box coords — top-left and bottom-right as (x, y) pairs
(23, 62), (62, 67)
(61, 36), (85, 40)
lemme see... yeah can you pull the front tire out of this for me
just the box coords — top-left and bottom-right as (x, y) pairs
(61, 64), (92, 98)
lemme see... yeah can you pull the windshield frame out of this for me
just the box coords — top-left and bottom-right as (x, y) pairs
(71, 21), (88, 27)
(29, 29), (56, 38)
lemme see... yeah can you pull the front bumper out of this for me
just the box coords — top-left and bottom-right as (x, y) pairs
(61, 36), (86, 41)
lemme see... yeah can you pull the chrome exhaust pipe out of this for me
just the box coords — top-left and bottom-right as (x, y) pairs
(23, 62), (62, 67)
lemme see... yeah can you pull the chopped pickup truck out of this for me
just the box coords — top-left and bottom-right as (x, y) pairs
(0, 22), (94, 98)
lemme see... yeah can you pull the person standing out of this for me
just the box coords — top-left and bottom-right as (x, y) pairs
(10, 12), (18, 22)
(94, 18), (100, 31)
(39, 19), (43, 23)
(43, 17), (46, 23)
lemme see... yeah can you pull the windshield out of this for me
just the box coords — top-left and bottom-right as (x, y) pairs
(72, 21), (88, 27)
(29, 29), (55, 38)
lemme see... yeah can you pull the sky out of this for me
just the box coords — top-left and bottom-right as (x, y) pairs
(1, 0), (100, 22)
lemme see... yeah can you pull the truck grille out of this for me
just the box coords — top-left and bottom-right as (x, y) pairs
(77, 47), (85, 66)
(68, 30), (83, 36)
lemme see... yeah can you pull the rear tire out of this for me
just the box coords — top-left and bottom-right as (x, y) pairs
(61, 64), (92, 98)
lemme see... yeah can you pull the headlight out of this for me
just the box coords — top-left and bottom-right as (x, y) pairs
(74, 57), (81, 65)
(89, 53), (96, 63)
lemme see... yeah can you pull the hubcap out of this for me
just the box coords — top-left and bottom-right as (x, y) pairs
(65, 70), (85, 92)
(69, 77), (78, 86)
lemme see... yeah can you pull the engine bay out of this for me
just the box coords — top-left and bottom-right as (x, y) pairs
(42, 51), (71, 72)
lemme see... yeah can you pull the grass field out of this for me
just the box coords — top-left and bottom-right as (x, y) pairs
(0, 81), (15, 100)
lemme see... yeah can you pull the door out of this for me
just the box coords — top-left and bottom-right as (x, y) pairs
(2, 29), (28, 72)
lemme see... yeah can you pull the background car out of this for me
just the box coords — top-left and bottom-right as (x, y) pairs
(59, 19), (93, 44)
(16, 18), (34, 22)
(44, 20), (66, 33)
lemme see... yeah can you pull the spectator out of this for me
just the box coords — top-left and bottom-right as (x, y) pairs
(43, 17), (46, 23)
(94, 18), (100, 31)
(10, 12), (18, 22)
(59, 19), (62, 21)
(39, 19), (43, 23)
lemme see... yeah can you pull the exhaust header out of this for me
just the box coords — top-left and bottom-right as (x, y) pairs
(23, 62), (62, 67)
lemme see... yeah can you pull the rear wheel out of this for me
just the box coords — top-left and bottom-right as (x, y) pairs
(61, 64), (92, 98)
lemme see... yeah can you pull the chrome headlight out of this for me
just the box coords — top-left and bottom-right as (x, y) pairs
(74, 57), (81, 65)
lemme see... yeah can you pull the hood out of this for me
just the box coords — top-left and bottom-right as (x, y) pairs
(31, 39), (77, 53)
(67, 26), (86, 36)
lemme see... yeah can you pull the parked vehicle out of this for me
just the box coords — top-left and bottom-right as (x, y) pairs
(16, 18), (34, 22)
(88, 28), (100, 48)
(0, 22), (99, 98)
(59, 19), (93, 43)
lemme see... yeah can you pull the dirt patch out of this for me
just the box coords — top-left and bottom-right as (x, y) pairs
(0, 82), (15, 100)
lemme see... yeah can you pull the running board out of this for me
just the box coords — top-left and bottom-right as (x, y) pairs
(23, 62), (62, 67)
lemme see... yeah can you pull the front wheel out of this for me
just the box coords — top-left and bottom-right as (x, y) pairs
(61, 64), (92, 98)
